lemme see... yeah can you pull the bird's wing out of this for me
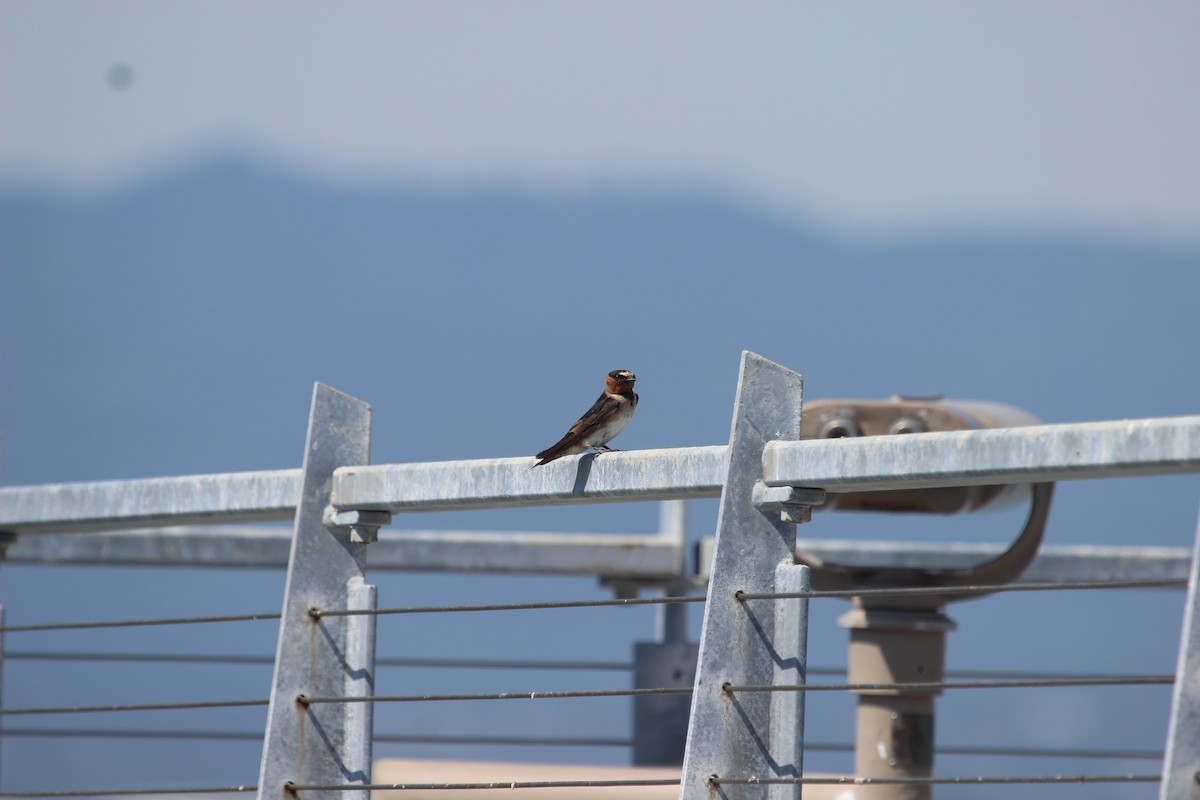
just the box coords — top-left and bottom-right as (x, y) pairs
(564, 392), (621, 439)
(534, 393), (618, 462)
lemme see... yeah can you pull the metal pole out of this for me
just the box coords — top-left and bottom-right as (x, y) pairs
(256, 384), (376, 800)
(679, 352), (810, 800)
(1, 604), (6, 787)
(1160, 503), (1200, 800)
(632, 501), (698, 767)
(656, 500), (689, 646)
(768, 563), (811, 800)
(839, 607), (955, 800)
(342, 581), (378, 800)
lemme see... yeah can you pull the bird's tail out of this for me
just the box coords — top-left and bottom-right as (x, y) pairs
(532, 435), (576, 467)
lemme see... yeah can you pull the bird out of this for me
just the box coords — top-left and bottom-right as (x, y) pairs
(533, 370), (638, 467)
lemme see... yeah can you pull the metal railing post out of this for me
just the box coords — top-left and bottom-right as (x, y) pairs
(633, 500), (696, 767)
(256, 384), (378, 800)
(1161, 503), (1200, 800)
(0, 604), (6, 785)
(342, 581), (378, 800)
(680, 352), (811, 799)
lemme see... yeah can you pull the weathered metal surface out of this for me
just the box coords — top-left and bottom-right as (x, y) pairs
(9, 524), (1193, 590)
(4, 525), (296, 568)
(768, 564), (810, 800)
(375, 530), (682, 577)
(3, 415), (1197, 535)
(764, 415), (1200, 492)
(1160, 507), (1200, 800)
(0, 470), (301, 535)
(342, 581), (378, 800)
(257, 384), (374, 800)
(3, 526), (681, 577)
(679, 352), (806, 800)
(696, 539), (1194, 586)
(330, 446), (729, 513)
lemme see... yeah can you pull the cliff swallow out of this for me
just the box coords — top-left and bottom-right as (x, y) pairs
(533, 370), (638, 467)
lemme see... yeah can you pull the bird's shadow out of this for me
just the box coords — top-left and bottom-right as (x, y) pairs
(570, 452), (599, 494)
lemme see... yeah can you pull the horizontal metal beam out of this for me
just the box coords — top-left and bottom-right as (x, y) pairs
(373, 530), (683, 576)
(764, 416), (1200, 491)
(696, 538), (1194, 586)
(4, 525), (294, 568)
(3, 526), (684, 578)
(331, 446), (729, 513)
(2, 415), (1196, 535)
(0, 470), (301, 535)
(8, 525), (1190, 589)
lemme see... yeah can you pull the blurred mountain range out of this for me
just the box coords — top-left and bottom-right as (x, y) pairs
(2, 155), (1197, 491)
(2, 156), (1199, 798)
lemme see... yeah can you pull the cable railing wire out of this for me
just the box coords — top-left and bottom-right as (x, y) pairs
(3, 650), (276, 666)
(0, 594), (701, 636)
(299, 687), (692, 706)
(1, 574), (1180, 635)
(4, 648), (1165, 684)
(1, 727), (265, 742)
(723, 675), (1174, 694)
(310, 576), (1186, 620)
(0, 727), (1164, 761)
(4, 672), (1149, 718)
(2, 650), (631, 671)
(297, 672), (1172, 709)
(709, 774), (1161, 787)
(0, 554), (1184, 793)
(0, 612), (280, 634)
(0, 727), (631, 748)
(282, 773), (1164, 792)
(285, 779), (683, 792)
(0, 787), (255, 798)
(0, 698), (268, 716)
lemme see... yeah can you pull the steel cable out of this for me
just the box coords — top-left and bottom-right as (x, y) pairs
(0, 575), (1180, 634)
(0, 787), (255, 798)
(285, 779), (682, 792)
(0, 613), (279, 634)
(4, 648), (1166, 683)
(0, 728), (1163, 761)
(0, 699), (269, 716)
(299, 687), (691, 705)
(709, 774), (1161, 786)
(723, 675), (1174, 693)
(2, 650), (631, 671)
(283, 773), (1163, 792)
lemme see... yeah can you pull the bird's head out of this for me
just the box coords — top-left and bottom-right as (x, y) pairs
(606, 370), (637, 393)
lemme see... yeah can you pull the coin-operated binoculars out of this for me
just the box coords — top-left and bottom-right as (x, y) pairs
(798, 397), (1054, 800)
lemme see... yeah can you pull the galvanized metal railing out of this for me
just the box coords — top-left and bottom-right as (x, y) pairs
(1, 351), (1199, 800)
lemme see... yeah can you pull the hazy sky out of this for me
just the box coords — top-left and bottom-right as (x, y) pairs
(3, 1), (1199, 243)
(3, 4), (1200, 796)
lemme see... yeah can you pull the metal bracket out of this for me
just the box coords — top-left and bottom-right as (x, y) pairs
(323, 507), (392, 544)
(753, 484), (827, 524)
(795, 482), (1055, 605)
